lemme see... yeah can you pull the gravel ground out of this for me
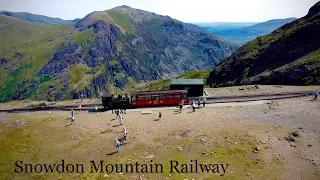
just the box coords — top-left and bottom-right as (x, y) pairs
(205, 85), (320, 97)
(53, 96), (319, 179)
(1, 90), (319, 179)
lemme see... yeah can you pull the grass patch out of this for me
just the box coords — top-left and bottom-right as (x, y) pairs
(69, 65), (88, 85)
(72, 28), (94, 43)
(107, 10), (136, 34)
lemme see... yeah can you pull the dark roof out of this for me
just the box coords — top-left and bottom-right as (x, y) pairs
(131, 90), (188, 96)
(170, 79), (204, 85)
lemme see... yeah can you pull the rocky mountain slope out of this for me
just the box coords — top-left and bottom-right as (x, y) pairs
(0, 11), (75, 24)
(0, 6), (239, 102)
(207, 2), (320, 87)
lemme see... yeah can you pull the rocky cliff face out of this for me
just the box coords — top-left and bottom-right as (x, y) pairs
(0, 6), (239, 102)
(207, 2), (320, 87)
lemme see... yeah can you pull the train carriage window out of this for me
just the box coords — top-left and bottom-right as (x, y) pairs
(160, 94), (166, 100)
(137, 95), (145, 100)
(175, 95), (182, 99)
(183, 94), (187, 98)
(145, 95), (151, 100)
(132, 96), (136, 101)
(167, 94), (175, 99)
(152, 95), (159, 100)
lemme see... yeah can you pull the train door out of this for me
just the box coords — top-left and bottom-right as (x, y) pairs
(166, 94), (175, 105)
(137, 95), (145, 106)
(174, 94), (182, 105)
(159, 94), (166, 105)
(152, 95), (160, 105)
(131, 95), (137, 106)
(183, 93), (188, 104)
(145, 95), (152, 106)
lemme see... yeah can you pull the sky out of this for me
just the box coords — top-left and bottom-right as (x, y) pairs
(0, 0), (319, 22)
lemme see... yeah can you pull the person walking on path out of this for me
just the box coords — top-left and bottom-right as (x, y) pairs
(122, 127), (127, 144)
(115, 139), (120, 152)
(119, 114), (123, 125)
(198, 99), (201, 109)
(71, 109), (75, 125)
(203, 97), (206, 107)
(158, 110), (162, 120)
(314, 91), (319, 101)
(179, 102), (183, 113)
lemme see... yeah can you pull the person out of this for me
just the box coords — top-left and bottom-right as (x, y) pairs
(159, 110), (162, 120)
(203, 97), (206, 107)
(78, 104), (82, 113)
(115, 110), (120, 120)
(314, 91), (319, 101)
(95, 105), (98, 113)
(122, 127), (128, 144)
(181, 99), (184, 106)
(198, 99), (201, 109)
(71, 109), (75, 125)
(115, 139), (120, 152)
(179, 102), (183, 113)
(192, 102), (195, 112)
(119, 114), (123, 125)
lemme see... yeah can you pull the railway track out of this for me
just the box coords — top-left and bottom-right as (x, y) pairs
(204, 91), (313, 104)
(0, 91), (314, 113)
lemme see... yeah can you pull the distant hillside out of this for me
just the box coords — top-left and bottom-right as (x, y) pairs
(207, 2), (320, 87)
(202, 18), (297, 43)
(194, 22), (257, 33)
(0, 11), (73, 24)
(0, 6), (239, 102)
(70, 18), (81, 23)
(192, 22), (258, 34)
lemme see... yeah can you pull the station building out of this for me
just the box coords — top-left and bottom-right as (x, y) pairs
(170, 79), (204, 97)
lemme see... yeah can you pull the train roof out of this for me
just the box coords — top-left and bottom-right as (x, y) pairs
(171, 79), (204, 85)
(131, 90), (188, 96)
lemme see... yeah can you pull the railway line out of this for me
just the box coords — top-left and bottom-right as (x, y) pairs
(0, 91), (314, 113)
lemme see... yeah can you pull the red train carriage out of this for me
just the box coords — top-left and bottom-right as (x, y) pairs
(131, 90), (189, 107)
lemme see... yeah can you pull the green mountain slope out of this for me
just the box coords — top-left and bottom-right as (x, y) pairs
(0, 15), (72, 102)
(0, 11), (73, 24)
(207, 2), (320, 87)
(0, 6), (239, 102)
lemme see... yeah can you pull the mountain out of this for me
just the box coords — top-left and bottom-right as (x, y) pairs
(0, 6), (239, 102)
(0, 11), (74, 24)
(201, 18), (297, 43)
(194, 22), (258, 35)
(206, 2), (320, 87)
(70, 18), (82, 23)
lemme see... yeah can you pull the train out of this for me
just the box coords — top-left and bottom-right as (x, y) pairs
(102, 90), (189, 109)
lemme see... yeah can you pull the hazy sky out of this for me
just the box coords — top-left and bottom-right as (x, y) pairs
(0, 0), (318, 22)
